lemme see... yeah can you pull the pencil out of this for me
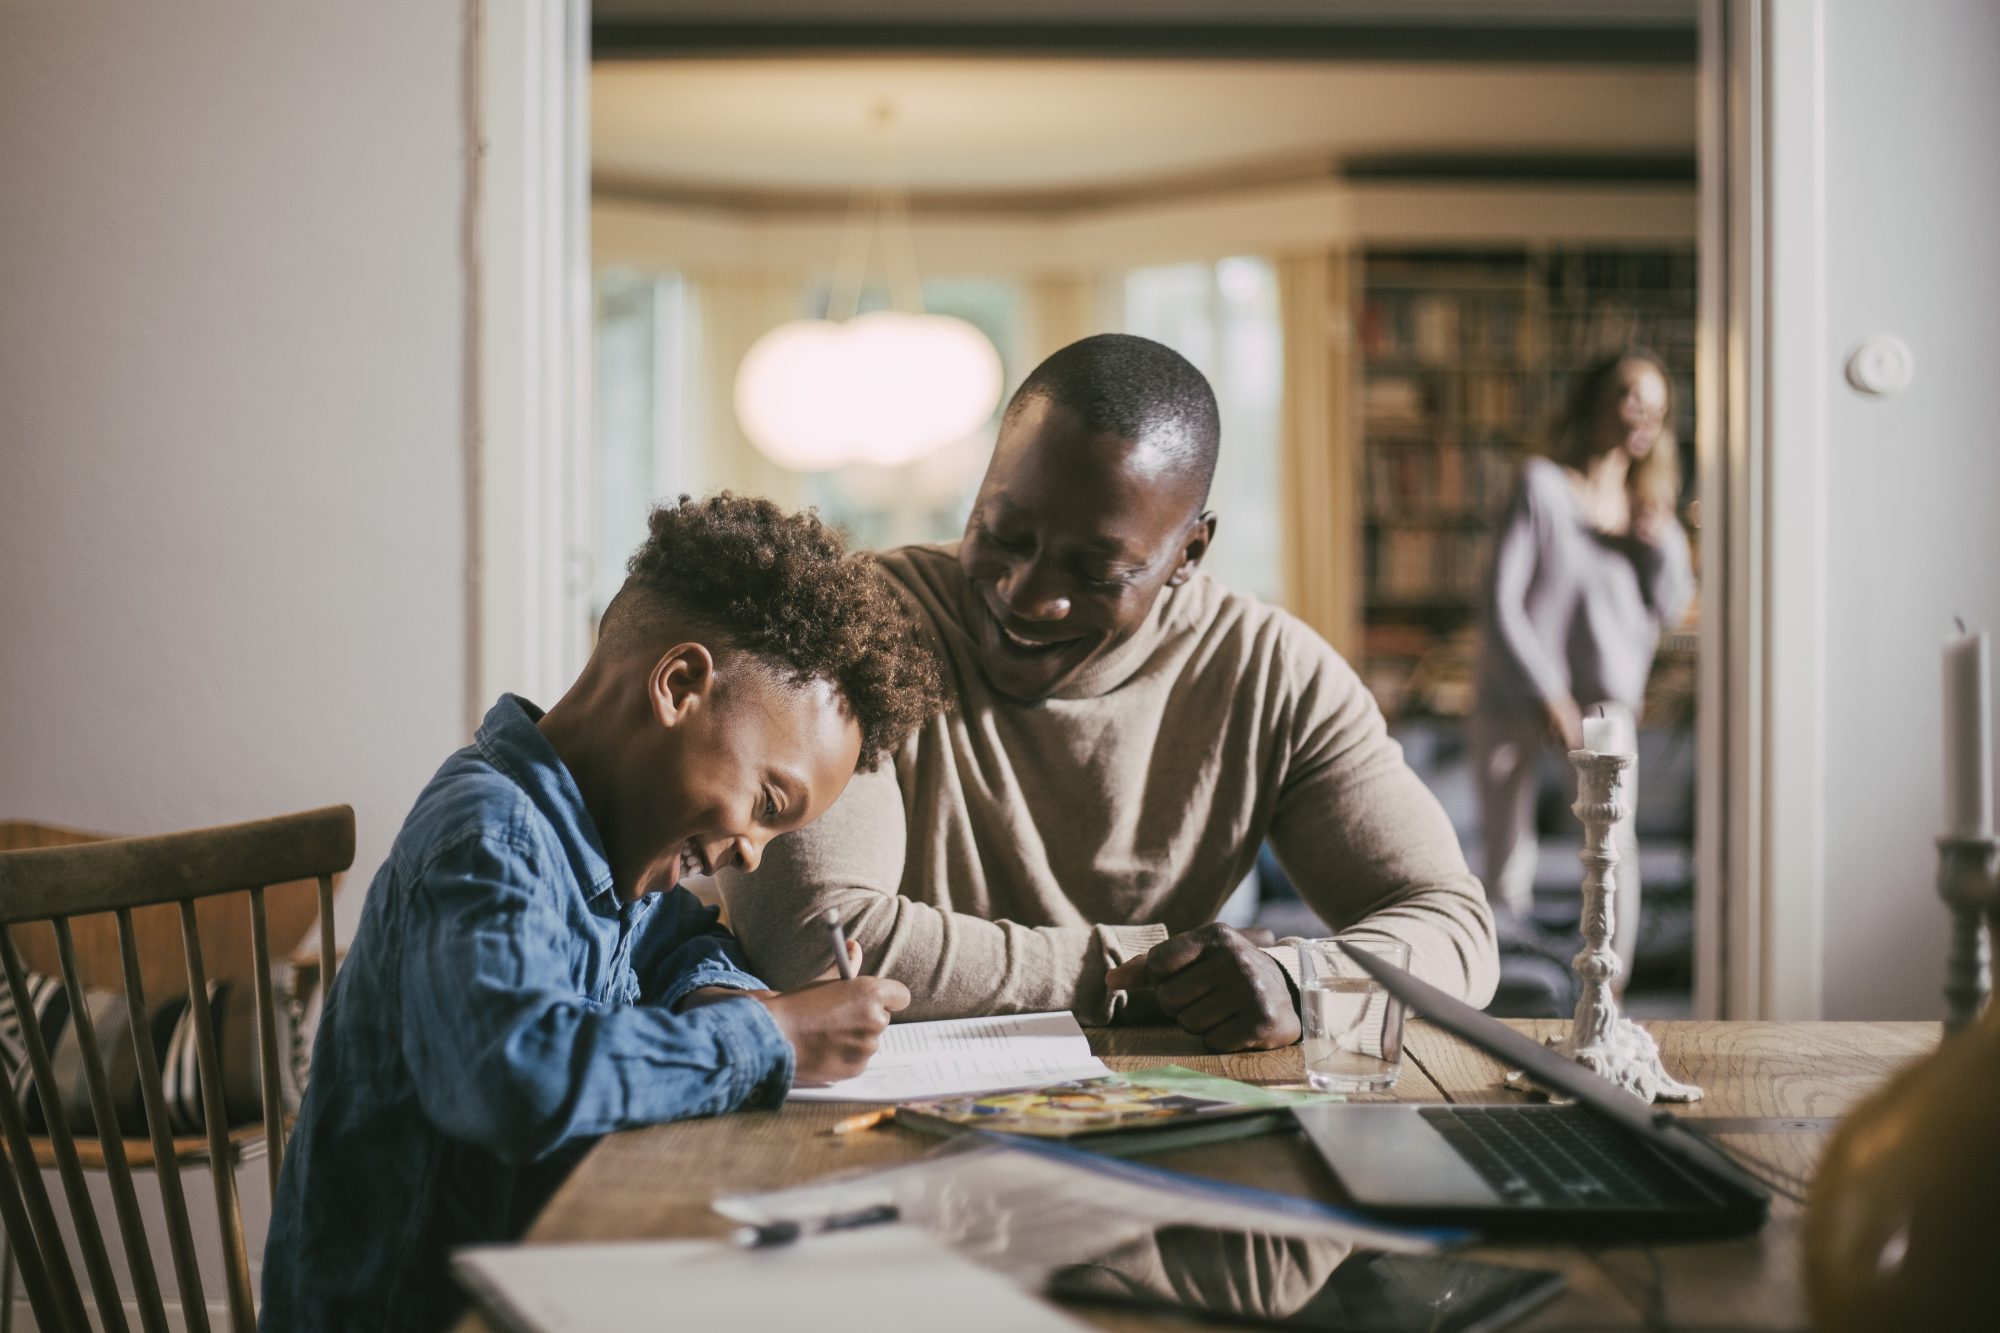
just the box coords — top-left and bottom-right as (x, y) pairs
(822, 906), (858, 981)
(828, 1107), (895, 1135)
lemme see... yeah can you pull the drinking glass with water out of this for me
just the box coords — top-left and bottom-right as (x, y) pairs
(1295, 938), (1411, 1093)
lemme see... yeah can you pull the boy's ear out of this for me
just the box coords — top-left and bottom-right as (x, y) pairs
(648, 643), (717, 729)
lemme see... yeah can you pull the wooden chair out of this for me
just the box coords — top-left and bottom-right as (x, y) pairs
(0, 806), (353, 1333)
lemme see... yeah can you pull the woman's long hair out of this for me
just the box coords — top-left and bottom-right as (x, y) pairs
(1546, 349), (1680, 515)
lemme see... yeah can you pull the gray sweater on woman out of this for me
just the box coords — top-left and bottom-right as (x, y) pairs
(1475, 457), (1695, 715)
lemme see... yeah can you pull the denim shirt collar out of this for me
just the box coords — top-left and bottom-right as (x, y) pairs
(472, 694), (618, 904)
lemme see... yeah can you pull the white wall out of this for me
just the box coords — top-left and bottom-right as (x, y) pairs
(0, 1), (468, 939)
(1819, 0), (2000, 1017)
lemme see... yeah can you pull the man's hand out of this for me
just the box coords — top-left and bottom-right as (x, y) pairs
(756, 969), (911, 1085)
(1103, 922), (1301, 1052)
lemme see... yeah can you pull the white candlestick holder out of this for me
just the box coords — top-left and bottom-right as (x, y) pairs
(1936, 834), (1997, 1034)
(1507, 747), (1702, 1104)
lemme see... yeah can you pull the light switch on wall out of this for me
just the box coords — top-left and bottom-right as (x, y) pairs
(1845, 335), (1916, 396)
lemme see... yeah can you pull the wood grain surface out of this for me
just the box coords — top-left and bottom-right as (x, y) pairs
(453, 1021), (1938, 1333)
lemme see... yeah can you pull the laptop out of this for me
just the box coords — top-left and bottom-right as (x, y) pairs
(1290, 946), (1769, 1238)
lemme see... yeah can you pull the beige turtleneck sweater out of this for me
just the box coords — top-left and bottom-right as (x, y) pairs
(718, 543), (1498, 1024)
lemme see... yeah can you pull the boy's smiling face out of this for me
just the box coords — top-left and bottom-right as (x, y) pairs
(621, 647), (862, 903)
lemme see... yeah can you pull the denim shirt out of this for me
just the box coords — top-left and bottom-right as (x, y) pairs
(261, 695), (794, 1332)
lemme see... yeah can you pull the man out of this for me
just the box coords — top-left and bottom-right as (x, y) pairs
(720, 335), (1498, 1052)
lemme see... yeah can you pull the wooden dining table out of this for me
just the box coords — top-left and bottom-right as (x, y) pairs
(454, 1019), (1936, 1333)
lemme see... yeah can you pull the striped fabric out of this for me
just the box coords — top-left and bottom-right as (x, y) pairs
(6, 971), (70, 1132)
(0, 964), (33, 1077)
(1, 970), (297, 1137)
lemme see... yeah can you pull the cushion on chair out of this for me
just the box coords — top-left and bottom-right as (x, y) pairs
(51, 987), (130, 1132)
(6, 971), (71, 1131)
(5, 970), (298, 1138)
(0, 964), (49, 1079)
(164, 979), (298, 1134)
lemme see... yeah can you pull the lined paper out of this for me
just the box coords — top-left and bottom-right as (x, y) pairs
(787, 1010), (1111, 1103)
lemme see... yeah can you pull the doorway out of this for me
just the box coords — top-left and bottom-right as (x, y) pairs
(577, 9), (1708, 1017)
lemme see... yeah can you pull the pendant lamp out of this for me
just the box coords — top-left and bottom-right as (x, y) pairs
(733, 107), (1003, 472)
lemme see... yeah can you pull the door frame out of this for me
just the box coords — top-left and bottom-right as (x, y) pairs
(1695, 0), (1828, 1019)
(474, 0), (594, 724)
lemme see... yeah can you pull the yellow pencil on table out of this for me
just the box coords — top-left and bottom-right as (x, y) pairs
(828, 1107), (896, 1135)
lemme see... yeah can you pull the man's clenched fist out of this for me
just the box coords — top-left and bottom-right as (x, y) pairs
(1104, 922), (1300, 1052)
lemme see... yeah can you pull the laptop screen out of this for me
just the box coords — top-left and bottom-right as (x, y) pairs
(1333, 944), (1666, 1141)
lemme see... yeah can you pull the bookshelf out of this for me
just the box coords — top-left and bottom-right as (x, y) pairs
(1356, 246), (1698, 718)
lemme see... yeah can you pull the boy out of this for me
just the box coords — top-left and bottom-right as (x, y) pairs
(262, 495), (943, 1331)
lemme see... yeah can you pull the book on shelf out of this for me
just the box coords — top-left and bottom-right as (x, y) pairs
(1361, 372), (1430, 426)
(1360, 291), (1532, 364)
(1358, 292), (1458, 361)
(1546, 307), (1695, 362)
(1543, 249), (1697, 297)
(1358, 245), (1699, 719)
(1365, 526), (1488, 603)
(1364, 442), (1517, 522)
(1459, 370), (1530, 435)
(893, 1065), (1332, 1157)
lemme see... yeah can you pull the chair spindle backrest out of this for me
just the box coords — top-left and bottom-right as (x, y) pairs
(0, 806), (354, 1333)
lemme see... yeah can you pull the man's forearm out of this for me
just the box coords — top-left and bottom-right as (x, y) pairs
(1312, 881), (1499, 1007)
(726, 877), (1167, 1024)
(1268, 672), (1502, 1010)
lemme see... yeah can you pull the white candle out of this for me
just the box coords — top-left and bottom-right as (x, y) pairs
(1582, 712), (1634, 756)
(1943, 624), (1993, 838)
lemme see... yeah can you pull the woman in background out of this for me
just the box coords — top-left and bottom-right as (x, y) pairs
(1471, 350), (1694, 980)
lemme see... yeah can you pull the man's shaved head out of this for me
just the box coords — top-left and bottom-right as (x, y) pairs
(961, 334), (1223, 702)
(1002, 334), (1221, 508)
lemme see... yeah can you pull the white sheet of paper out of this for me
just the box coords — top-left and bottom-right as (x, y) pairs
(453, 1226), (1089, 1333)
(786, 1010), (1112, 1102)
(713, 1138), (1441, 1285)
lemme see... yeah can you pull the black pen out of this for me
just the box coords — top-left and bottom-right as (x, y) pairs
(729, 1202), (899, 1248)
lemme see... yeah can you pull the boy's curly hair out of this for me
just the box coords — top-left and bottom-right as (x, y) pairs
(606, 493), (944, 769)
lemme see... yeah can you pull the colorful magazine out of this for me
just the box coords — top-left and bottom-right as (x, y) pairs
(895, 1065), (1334, 1155)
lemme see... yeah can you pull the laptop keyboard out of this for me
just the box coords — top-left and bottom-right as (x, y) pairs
(1419, 1105), (1717, 1209)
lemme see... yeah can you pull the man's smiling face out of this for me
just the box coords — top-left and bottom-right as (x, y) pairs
(958, 397), (1214, 702)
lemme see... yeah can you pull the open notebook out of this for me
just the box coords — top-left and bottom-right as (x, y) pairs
(787, 1010), (1111, 1103)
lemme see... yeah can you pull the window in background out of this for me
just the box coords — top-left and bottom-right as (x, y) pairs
(1118, 257), (1284, 605)
(591, 268), (695, 625)
(592, 269), (1020, 604)
(590, 262), (1281, 614)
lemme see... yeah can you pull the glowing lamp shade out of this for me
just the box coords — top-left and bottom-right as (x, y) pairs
(734, 311), (1003, 471)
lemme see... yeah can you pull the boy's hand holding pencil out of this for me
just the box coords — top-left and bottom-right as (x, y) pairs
(760, 915), (909, 1085)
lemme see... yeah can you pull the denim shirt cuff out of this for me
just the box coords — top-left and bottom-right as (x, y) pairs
(658, 957), (770, 1013)
(701, 992), (794, 1108)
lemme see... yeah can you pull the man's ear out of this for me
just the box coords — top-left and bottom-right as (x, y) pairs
(648, 643), (717, 729)
(1166, 512), (1217, 587)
